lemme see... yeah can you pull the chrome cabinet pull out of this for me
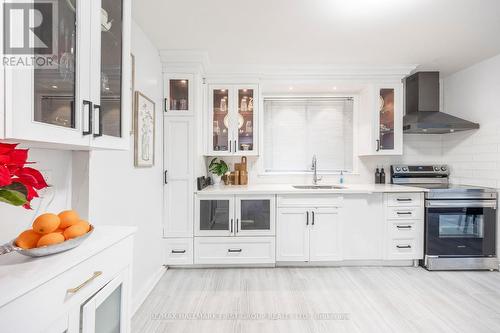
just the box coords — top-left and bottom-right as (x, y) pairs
(230, 218), (233, 233)
(306, 211), (309, 226)
(396, 212), (412, 215)
(164, 98), (168, 112)
(67, 271), (102, 294)
(236, 218), (239, 233)
(228, 248), (242, 253)
(234, 140), (237, 152)
(312, 211), (315, 225)
(396, 225), (412, 229)
(397, 198), (412, 202)
(396, 245), (411, 249)
(171, 249), (186, 254)
(164, 170), (168, 184)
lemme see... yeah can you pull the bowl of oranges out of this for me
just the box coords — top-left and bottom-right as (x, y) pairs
(8, 210), (93, 257)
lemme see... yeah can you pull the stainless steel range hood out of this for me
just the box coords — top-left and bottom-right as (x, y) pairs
(403, 72), (479, 134)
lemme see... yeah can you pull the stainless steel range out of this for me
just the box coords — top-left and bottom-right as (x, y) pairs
(391, 165), (498, 271)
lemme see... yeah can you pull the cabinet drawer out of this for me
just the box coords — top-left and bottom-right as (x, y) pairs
(165, 238), (193, 265)
(386, 206), (423, 220)
(388, 221), (420, 239)
(0, 236), (133, 333)
(194, 237), (275, 264)
(386, 193), (422, 207)
(386, 238), (422, 260)
(278, 195), (343, 208)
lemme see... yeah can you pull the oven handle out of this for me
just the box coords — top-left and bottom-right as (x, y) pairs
(426, 200), (497, 209)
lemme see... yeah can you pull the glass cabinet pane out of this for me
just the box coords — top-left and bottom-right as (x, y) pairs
(95, 285), (122, 333)
(100, 0), (123, 137)
(200, 200), (230, 231)
(34, 0), (76, 128)
(169, 79), (189, 110)
(240, 200), (270, 231)
(379, 88), (395, 150)
(237, 89), (254, 151)
(212, 89), (230, 152)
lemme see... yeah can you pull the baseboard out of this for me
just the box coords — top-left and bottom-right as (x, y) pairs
(131, 266), (167, 316)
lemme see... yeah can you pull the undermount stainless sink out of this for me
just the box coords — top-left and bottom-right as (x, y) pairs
(293, 185), (346, 190)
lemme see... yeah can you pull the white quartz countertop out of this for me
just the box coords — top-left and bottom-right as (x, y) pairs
(0, 225), (136, 308)
(196, 183), (427, 195)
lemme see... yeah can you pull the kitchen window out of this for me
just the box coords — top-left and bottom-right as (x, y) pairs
(263, 97), (354, 173)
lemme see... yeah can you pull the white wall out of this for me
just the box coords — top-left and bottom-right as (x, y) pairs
(86, 21), (164, 312)
(0, 149), (73, 243)
(442, 53), (500, 188)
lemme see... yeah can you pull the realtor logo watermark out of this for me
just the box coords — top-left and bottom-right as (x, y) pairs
(3, 0), (58, 68)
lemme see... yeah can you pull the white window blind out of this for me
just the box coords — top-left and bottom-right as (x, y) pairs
(263, 98), (353, 173)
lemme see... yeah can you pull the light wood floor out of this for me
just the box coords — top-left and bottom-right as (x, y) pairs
(132, 267), (500, 333)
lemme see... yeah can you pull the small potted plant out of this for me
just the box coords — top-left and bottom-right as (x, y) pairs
(208, 158), (228, 186)
(0, 142), (49, 209)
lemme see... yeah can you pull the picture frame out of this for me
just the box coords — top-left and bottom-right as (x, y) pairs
(134, 91), (155, 168)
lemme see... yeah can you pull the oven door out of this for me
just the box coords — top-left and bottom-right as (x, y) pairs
(425, 200), (497, 256)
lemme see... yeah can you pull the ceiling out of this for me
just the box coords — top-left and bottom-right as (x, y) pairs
(132, 0), (500, 75)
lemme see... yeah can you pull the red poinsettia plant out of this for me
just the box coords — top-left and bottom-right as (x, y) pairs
(0, 142), (49, 209)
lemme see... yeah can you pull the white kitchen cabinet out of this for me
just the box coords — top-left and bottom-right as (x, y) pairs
(277, 198), (341, 262)
(163, 117), (194, 238)
(358, 83), (403, 155)
(0, 226), (135, 333)
(276, 208), (309, 261)
(164, 238), (194, 265)
(2, 0), (131, 149)
(195, 195), (274, 237)
(163, 73), (194, 115)
(207, 84), (258, 156)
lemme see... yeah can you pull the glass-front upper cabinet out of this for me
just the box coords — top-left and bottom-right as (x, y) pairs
(207, 84), (258, 156)
(4, 0), (91, 146)
(91, 0), (131, 150)
(378, 88), (395, 151)
(372, 84), (402, 155)
(236, 195), (275, 236)
(164, 74), (194, 114)
(209, 86), (231, 153)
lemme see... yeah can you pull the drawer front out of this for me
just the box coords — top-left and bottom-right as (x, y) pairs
(278, 195), (343, 208)
(388, 220), (420, 239)
(0, 236), (134, 333)
(165, 238), (193, 265)
(386, 193), (422, 207)
(386, 206), (423, 220)
(194, 237), (275, 264)
(386, 238), (423, 260)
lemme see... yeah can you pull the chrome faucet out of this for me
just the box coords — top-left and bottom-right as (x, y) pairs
(311, 155), (322, 185)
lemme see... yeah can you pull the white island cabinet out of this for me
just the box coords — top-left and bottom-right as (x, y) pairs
(2, 0), (131, 150)
(0, 226), (136, 333)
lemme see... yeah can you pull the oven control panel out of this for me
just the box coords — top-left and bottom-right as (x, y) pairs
(391, 165), (450, 177)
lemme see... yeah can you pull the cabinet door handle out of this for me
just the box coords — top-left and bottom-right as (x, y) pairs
(229, 141), (232, 153)
(396, 225), (412, 229)
(306, 211), (309, 225)
(397, 198), (412, 202)
(312, 211), (315, 225)
(376, 139), (381, 152)
(67, 271), (102, 294)
(228, 248), (242, 253)
(164, 170), (168, 184)
(230, 218), (233, 233)
(171, 249), (186, 254)
(396, 245), (412, 249)
(396, 212), (412, 215)
(234, 140), (237, 152)
(82, 100), (92, 135)
(93, 104), (102, 137)
(236, 218), (239, 233)
(164, 98), (168, 112)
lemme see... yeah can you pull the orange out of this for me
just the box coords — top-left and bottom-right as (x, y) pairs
(32, 213), (60, 234)
(75, 220), (91, 233)
(63, 224), (88, 240)
(15, 230), (42, 249)
(53, 228), (65, 235)
(58, 210), (80, 229)
(37, 233), (65, 247)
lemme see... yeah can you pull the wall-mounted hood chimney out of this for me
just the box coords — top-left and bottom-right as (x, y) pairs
(403, 71), (479, 134)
